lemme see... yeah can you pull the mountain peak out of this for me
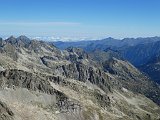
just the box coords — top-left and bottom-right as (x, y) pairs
(7, 35), (16, 40)
(6, 36), (17, 44)
(8, 35), (15, 39)
(17, 35), (30, 40)
(16, 35), (31, 44)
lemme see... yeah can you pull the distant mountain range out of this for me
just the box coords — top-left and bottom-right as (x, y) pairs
(53, 36), (160, 85)
(53, 36), (160, 50)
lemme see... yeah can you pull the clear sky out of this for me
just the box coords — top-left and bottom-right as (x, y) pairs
(0, 0), (160, 39)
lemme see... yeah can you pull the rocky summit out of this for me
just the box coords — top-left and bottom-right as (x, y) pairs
(0, 36), (160, 120)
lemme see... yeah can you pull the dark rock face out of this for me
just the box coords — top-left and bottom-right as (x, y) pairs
(0, 101), (14, 120)
(0, 38), (3, 47)
(59, 62), (112, 93)
(0, 69), (53, 94)
(93, 90), (110, 108)
(0, 69), (68, 100)
(66, 47), (89, 60)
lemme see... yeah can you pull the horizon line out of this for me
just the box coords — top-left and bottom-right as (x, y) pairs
(1, 35), (160, 42)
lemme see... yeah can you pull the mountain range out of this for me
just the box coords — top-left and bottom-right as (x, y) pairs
(54, 37), (160, 85)
(53, 36), (160, 50)
(0, 36), (160, 120)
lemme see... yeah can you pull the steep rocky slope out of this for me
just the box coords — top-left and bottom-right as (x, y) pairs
(139, 55), (160, 84)
(89, 49), (160, 105)
(114, 40), (160, 85)
(0, 36), (160, 120)
(118, 41), (160, 66)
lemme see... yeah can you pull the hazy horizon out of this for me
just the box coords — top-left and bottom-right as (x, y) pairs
(1, 35), (160, 42)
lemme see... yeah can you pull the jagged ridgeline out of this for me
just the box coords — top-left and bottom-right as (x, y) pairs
(0, 36), (160, 120)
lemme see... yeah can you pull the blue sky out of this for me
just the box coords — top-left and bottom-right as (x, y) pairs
(0, 0), (160, 39)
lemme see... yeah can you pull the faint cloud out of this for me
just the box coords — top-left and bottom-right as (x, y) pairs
(0, 22), (81, 26)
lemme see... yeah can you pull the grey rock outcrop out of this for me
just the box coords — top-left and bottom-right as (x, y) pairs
(0, 101), (14, 120)
(59, 62), (112, 93)
(0, 69), (72, 107)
